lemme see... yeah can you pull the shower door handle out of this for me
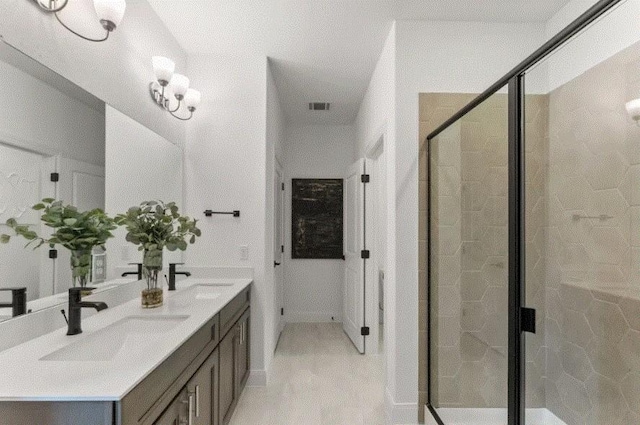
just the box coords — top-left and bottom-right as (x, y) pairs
(521, 307), (536, 334)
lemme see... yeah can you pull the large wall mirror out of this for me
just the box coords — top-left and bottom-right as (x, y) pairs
(0, 39), (183, 323)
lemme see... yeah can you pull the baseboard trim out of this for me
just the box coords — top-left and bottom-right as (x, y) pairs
(385, 387), (419, 424)
(285, 312), (342, 323)
(246, 369), (267, 387)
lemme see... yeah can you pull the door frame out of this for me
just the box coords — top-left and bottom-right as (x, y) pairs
(343, 158), (367, 353)
(274, 158), (285, 347)
(424, 0), (625, 423)
(364, 135), (385, 355)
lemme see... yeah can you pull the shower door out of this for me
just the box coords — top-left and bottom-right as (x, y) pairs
(427, 89), (511, 423)
(426, 2), (633, 424)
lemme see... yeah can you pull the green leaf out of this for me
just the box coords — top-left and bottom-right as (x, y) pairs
(0, 234), (10, 244)
(42, 198), (55, 203)
(63, 218), (78, 226)
(32, 203), (45, 211)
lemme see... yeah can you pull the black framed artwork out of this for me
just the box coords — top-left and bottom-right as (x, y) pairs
(291, 178), (344, 259)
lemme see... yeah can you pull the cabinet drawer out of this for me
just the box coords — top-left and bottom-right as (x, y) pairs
(219, 287), (250, 338)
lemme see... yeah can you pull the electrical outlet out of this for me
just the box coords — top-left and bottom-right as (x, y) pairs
(240, 245), (249, 261)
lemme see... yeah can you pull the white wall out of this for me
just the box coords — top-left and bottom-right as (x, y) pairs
(546, 0), (640, 90)
(265, 59), (285, 363)
(184, 53), (270, 384)
(0, 0), (186, 147)
(283, 124), (355, 323)
(104, 106), (183, 280)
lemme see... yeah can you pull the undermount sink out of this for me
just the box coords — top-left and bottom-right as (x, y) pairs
(40, 315), (189, 362)
(176, 285), (224, 301)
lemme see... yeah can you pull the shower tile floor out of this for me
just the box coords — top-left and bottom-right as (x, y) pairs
(229, 322), (385, 425)
(427, 408), (567, 425)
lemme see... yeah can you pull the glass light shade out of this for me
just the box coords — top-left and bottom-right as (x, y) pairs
(626, 98), (640, 121)
(152, 56), (175, 85)
(94, 0), (126, 27)
(184, 89), (202, 109)
(170, 74), (190, 98)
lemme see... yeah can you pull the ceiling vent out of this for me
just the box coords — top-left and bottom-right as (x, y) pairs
(309, 102), (330, 111)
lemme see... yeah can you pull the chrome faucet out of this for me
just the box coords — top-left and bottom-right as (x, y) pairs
(168, 263), (191, 291)
(121, 263), (143, 280)
(0, 288), (27, 317)
(67, 288), (108, 336)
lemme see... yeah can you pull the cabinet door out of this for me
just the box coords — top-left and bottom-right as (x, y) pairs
(187, 348), (220, 425)
(154, 388), (188, 425)
(219, 327), (239, 425)
(236, 310), (250, 393)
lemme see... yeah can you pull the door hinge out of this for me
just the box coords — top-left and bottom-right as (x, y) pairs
(281, 183), (285, 190)
(281, 308), (284, 316)
(281, 245), (284, 253)
(361, 250), (370, 259)
(361, 326), (370, 336)
(49, 249), (58, 259)
(50, 172), (59, 182)
(361, 174), (370, 183)
(521, 307), (536, 334)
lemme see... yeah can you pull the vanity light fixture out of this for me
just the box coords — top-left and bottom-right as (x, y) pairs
(150, 56), (201, 121)
(31, 0), (126, 42)
(626, 98), (640, 126)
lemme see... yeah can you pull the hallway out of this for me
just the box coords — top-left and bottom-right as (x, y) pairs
(229, 323), (385, 425)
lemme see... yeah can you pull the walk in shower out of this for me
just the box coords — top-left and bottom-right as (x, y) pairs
(425, 0), (640, 423)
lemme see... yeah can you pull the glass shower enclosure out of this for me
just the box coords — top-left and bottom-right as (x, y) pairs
(425, 0), (638, 423)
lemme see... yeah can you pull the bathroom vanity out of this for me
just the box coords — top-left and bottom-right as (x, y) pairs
(0, 279), (251, 425)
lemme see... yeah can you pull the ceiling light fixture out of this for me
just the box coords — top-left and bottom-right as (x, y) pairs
(626, 98), (640, 126)
(150, 56), (201, 121)
(32, 0), (126, 42)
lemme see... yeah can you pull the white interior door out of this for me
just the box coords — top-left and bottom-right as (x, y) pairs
(274, 163), (285, 347)
(343, 158), (366, 353)
(0, 142), (55, 302)
(55, 157), (105, 293)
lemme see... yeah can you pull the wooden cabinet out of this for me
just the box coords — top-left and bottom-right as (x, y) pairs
(186, 348), (219, 425)
(219, 323), (238, 425)
(220, 308), (250, 425)
(153, 388), (188, 425)
(0, 286), (251, 425)
(236, 309), (250, 394)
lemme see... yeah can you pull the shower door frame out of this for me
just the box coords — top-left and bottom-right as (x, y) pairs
(424, 1), (626, 424)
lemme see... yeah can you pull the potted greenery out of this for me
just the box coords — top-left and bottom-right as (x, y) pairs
(1, 198), (117, 291)
(114, 200), (201, 308)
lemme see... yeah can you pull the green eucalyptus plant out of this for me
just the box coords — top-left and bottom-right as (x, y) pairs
(114, 201), (201, 290)
(0, 198), (117, 287)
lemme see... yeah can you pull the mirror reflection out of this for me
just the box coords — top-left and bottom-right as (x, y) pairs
(0, 40), (183, 322)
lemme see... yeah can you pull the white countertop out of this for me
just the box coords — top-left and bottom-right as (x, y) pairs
(0, 278), (251, 402)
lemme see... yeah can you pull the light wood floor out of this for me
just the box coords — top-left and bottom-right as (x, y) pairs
(229, 322), (385, 425)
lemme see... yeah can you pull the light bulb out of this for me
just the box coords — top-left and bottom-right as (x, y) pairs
(152, 56), (175, 86)
(94, 0), (126, 30)
(626, 98), (640, 123)
(170, 74), (190, 99)
(184, 89), (202, 110)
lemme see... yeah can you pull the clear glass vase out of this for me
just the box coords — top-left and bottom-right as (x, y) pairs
(70, 249), (92, 293)
(142, 249), (163, 308)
